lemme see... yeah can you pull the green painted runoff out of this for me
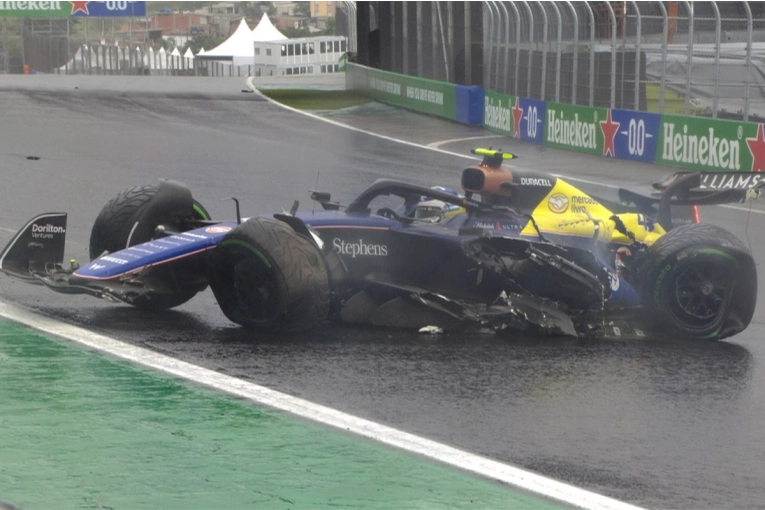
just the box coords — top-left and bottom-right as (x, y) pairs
(0, 320), (570, 510)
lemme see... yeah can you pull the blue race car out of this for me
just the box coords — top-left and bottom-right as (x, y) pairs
(2, 149), (762, 340)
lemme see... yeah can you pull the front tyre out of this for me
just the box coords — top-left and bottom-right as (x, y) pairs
(208, 217), (330, 333)
(641, 223), (757, 340)
(89, 181), (211, 311)
(89, 183), (210, 259)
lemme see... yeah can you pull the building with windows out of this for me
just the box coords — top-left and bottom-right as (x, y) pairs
(310, 1), (337, 19)
(252, 36), (347, 76)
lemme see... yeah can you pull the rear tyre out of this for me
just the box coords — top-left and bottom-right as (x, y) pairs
(641, 223), (757, 340)
(88, 183), (211, 311)
(208, 217), (330, 332)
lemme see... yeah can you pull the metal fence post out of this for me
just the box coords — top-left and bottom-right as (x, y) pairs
(484, 1), (496, 90)
(656, 1), (668, 114)
(550, 2), (562, 103)
(604, 2), (617, 108)
(521, 1), (534, 99)
(402, 1), (408, 75)
(682, 1), (693, 116)
(416, 1), (423, 77)
(435, 2), (450, 82)
(507, 1), (521, 96)
(564, 1), (579, 105)
(712, 1), (721, 119)
(743, 1), (753, 122)
(585, 3), (595, 107)
(628, 1), (641, 111)
(537, 2), (548, 100)
(496, 2), (511, 94)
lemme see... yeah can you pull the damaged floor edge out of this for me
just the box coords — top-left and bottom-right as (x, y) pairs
(0, 300), (646, 510)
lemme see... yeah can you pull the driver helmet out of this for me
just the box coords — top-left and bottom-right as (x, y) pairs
(413, 187), (465, 223)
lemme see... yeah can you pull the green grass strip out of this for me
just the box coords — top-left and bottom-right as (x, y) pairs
(260, 89), (372, 110)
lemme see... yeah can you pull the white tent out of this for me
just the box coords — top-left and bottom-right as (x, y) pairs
(199, 15), (287, 65)
(252, 13), (288, 43)
(199, 18), (252, 60)
(183, 47), (195, 67)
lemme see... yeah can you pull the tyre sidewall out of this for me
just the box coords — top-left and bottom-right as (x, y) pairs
(209, 218), (330, 333)
(642, 223), (757, 340)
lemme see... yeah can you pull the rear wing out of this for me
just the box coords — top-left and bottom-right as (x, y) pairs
(619, 172), (764, 229)
(0, 213), (67, 282)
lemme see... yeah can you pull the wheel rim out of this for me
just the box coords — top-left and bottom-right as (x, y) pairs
(231, 255), (281, 324)
(671, 258), (731, 326)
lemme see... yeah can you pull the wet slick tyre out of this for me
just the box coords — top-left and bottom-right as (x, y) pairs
(89, 184), (210, 259)
(641, 223), (757, 340)
(208, 217), (330, 333)
(88, 183), (211, 311)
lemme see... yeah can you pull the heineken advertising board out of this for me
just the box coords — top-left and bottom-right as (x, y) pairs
(544, 102), (606, 156)
(484, 91), (545, 145)
(0, 1), (145, 17)
(656, 114), (765, 173)
(543, 102), (662, 163)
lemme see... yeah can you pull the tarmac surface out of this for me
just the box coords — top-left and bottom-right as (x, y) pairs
(1, 74), (764, 510)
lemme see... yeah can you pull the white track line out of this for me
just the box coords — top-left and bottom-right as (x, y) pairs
(0, 300), (646, 510)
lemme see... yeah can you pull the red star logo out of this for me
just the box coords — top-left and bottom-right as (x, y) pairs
(71, 1), (90, 14)
(511, 97), (523, 139)
(746, 123), (765, 172)
(600, 109), (620, 158)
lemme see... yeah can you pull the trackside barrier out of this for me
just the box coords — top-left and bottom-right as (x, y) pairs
(347, 63), (765, 174)
(345, 62), (482, 125)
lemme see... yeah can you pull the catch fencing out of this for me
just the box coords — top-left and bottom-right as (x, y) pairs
(354, 2), (765, 123)
(481, 1), (765, 122)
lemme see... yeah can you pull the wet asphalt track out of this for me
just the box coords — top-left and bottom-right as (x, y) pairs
(1, 76), (765, 510)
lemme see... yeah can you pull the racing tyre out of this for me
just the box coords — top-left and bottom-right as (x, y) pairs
(88, 183), (211, 311)
(641, 223), (757, 340)
(89, 184), (210, 258)
(208, 217), (330, 333)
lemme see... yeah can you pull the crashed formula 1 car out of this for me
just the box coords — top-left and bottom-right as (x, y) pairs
(2, 148), (762, 340)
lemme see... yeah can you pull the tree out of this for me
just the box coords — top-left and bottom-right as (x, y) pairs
(281, 26), (312, 39)
(184, 35), (226, 55)
(323, 17), (336, 35)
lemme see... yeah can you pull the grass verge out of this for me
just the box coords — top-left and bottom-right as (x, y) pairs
(259, 89), (373, 110)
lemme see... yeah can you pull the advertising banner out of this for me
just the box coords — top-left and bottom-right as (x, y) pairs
(346, 63), (457, 121)
(484, 91), (545, 145)
(608, 109), (661, 163)
(544, 102), (606, 156)
(0, 1), (71, 16)
(0, 1), (145, 18)
(71, 1), (146, 17)
(656, 115), (765, 173)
